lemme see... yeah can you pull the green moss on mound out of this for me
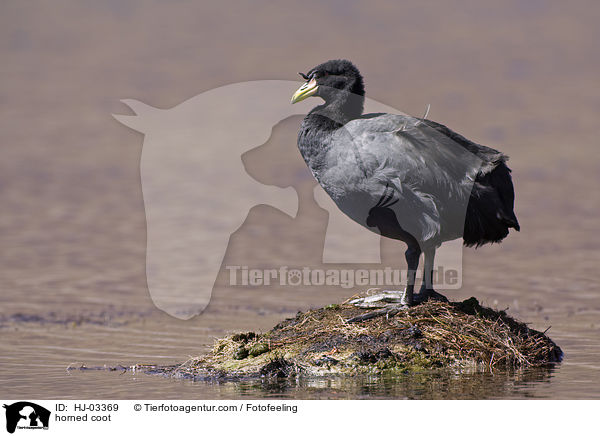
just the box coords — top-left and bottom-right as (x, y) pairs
(161, 297), (562, 381)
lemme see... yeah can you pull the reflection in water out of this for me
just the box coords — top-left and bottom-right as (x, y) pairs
(185, 367), (557, 400)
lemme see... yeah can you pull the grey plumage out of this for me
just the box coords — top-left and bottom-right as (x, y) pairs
(292, 59), (519, 305)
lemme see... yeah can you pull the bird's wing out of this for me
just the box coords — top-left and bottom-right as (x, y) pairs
(420, 118), (508, 175)
(341, 114), (484, 196)
(322, 114), (484, 243)
(347, 114), (483, 188)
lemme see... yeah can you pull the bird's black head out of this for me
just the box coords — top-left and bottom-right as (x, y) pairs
(291, 59), (365, 118)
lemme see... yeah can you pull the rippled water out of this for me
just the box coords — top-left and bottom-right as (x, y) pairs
(1, 1), (599, 399)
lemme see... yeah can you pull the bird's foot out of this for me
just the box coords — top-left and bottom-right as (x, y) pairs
(347, 290), (408, 308)
(346, 303), (406, 323)
(346, 291), (410, 323)
(414, 288), (449, 304)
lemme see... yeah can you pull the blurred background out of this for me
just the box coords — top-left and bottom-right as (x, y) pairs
(1, 0), (599, 399)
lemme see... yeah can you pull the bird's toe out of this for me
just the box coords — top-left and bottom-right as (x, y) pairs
(347, 290), (406, 308)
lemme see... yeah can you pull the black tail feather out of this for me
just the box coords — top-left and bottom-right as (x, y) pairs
(463, 161), (520, 247)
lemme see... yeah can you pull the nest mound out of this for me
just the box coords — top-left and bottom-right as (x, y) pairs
(162, 297), (562, 381)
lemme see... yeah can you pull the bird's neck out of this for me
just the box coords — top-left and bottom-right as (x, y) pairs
(298, 90), (364, 176)
(311, 90), (364, 127)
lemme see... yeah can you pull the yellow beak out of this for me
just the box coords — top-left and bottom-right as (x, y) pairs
(291, 78), (318, 104)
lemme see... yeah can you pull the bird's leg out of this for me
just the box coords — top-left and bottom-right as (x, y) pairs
(402, 245), (421, 306)
(422, 247), (435, 291)
(415, 248), (448, 303)
(345, 244), (422, 321)
(346, 245), (420, 318)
